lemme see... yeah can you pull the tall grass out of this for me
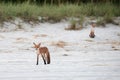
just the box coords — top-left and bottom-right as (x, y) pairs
(0, 2), (119, 23)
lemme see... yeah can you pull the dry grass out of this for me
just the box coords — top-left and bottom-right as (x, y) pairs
(0, 3), (119, 24)
(97, 41), (120, 45)
(33, 34), (48, 39)
(50, 41), (67, 48)
(15, 37), (29, 43)
(85, 39), (94, 42)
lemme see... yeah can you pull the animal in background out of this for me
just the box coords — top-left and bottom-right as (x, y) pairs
(89, 23), (95, 38)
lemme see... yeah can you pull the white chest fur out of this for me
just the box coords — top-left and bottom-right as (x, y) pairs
(35, 49), (40, 54)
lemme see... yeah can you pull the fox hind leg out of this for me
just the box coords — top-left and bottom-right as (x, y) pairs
(46, 52), (50, 64)
(41, 54), (46, 65)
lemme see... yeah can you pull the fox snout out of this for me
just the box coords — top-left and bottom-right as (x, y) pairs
(35, 48), (37, 50)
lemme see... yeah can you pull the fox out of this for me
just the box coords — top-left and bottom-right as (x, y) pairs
(89, 23), (95, 38)
(89, 29), (95, 38)
(33, 42), (50, 65)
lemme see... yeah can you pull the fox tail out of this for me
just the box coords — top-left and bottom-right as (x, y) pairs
(46, 51), (50, 64)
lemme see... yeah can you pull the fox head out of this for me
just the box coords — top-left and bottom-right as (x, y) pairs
(91, 22), (96, 28)
(33, 42), (41, 50)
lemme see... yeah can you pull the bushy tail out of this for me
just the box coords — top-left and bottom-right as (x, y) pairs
(46, 51), (50, 64)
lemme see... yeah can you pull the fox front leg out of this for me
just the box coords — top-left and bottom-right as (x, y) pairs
(36, 54), (39, 65)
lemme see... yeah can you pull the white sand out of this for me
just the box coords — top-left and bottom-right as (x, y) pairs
(0, 22), (120, 80)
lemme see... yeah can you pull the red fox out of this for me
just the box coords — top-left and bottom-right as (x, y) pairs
(89, 23), (95, 38)
(33, 42), (50, 65)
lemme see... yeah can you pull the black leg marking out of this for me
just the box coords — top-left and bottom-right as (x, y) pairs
(36, 54), (39, 65)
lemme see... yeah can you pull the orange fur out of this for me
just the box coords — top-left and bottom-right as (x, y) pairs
(89, 23), (95, 38)
(89, 30), (95, 38)
(33, 42), (50, 65)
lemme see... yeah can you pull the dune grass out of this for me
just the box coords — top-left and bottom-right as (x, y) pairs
(0, 2), (119, 23)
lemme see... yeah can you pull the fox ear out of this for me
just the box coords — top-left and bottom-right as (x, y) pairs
(38, 43), (41, 46)
(33, 42), (36, 45)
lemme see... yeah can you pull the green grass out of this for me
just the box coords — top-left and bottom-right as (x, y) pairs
(0, 2), (119, 23)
